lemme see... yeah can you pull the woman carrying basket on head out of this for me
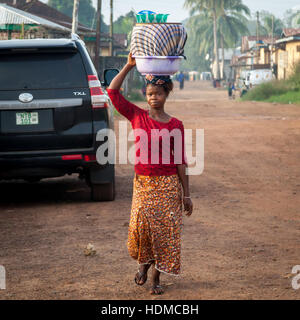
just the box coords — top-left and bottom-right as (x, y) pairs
(106, 53), (193, 295)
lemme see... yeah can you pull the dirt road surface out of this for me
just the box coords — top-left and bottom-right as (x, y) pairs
(0, 81), (300, 300)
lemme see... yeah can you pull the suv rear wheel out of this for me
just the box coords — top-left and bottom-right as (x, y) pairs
(91, 178), (115, 201)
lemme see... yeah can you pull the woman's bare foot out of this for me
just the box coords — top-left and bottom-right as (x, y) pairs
(134, 263), (152, 286)
(150, 268), (164, 294)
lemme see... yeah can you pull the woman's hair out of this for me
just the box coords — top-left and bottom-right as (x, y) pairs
(144, 75), (174, 96)
(147, 80), (174, 96)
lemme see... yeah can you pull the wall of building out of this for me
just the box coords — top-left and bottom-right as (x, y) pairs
(277, 48), (288, 80)
(277, 41), (300, 79)
(286, 41), (300, 77)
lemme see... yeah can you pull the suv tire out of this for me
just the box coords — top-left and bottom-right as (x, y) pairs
(91, 178), (115, 201)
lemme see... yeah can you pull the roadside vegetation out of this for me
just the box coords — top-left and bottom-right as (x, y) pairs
(241, 62), (300, 104)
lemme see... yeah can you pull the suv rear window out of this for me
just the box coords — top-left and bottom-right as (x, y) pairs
(0, 51), (88, 90)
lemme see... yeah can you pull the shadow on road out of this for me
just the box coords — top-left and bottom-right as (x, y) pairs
(0, 175), (91, 204)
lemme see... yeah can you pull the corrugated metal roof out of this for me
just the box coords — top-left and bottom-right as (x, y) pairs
(0, 3), (69, 31)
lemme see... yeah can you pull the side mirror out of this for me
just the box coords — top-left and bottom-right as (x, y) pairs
(103, 68), (119, 87)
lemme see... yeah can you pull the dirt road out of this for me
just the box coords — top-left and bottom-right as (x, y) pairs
(1, 81), (300, 300)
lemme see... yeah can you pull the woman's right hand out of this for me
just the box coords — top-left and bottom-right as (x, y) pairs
(127, 53), (136, 67)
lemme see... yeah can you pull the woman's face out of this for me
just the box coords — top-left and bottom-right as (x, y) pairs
(146, 84), (168, 109)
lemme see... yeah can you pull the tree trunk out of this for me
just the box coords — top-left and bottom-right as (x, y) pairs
(109, 0), (113, 56)
(212, 8), (220, 80)
(72, 0), (79, 34)
(94, 0), (102, 70)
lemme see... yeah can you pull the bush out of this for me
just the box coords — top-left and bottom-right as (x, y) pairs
(288, 61), (300, 89)
(241, 80), (292, 101)
(266, 90), (300, 104)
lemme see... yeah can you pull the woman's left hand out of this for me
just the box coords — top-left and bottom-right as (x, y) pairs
(183, 197), (193, 216)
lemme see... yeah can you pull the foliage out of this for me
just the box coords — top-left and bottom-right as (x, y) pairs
(265, 90), (300, 104)
(113, 11), (135, 34)
(181, 16), (211, 72)
(241, 61), (300, 104)
(287, 61), (300, 88)
(219, 0), (250, 46)
(47, 0), (108, 31)
(183, 0), (250, 75)
(184, 0), (226, 79)
(241, 80), (291, 101)
(260, 11), (285, 37)
(283, 9), (300, 28)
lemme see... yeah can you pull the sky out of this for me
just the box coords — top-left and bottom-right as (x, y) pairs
(96, 0), (300, 24)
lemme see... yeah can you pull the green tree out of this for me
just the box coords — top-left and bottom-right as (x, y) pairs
(185, 0), (250, 78)
(113, 10), (135, 34)
(260, 11), (285, 37)
(219, 0), (250, 76)
(283, 9), (300, 28)
(47, 0), (108, 31)
(181, 17), (211, 72)
(184, 0), (225, 80)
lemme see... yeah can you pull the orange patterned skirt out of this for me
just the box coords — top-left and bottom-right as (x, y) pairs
(127, 173), (183, 275)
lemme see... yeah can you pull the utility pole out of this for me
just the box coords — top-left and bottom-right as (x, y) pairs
(94, 0), (102, 71)
(256, 11), (260, 65)
(109, 0), (113, 56)
(271, 15), (274, 70)
(72, 0), (79, 34)
(256, 11), (259, 42)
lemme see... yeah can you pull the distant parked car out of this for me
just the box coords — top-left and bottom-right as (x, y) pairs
(0, 35), (118, 201)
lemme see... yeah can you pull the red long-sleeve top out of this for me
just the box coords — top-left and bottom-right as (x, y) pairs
(107, 89), (187, 176)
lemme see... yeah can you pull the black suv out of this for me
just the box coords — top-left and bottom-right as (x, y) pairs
(0, 36), (116, 201)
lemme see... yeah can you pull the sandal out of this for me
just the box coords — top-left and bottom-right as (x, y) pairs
(150, 284), (164, 295)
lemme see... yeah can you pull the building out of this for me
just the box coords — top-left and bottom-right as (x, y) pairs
(231, 36), (278, 84)
(275, 28), (300, 79)
(0, 3), (70, 39)
(0, 0), (127, 58)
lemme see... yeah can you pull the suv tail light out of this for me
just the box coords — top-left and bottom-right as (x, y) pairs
(62, 154), (83, 160)
(88, 75), (108, 109)
(84, 154), (97, 162)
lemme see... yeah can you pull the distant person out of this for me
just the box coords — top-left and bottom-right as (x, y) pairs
(227, 82), (233, 99)
(240, 81), (248, 97)
(212, 78), (216, 88)
(231, 82), (236, 99)
(178, 71), (185, 90)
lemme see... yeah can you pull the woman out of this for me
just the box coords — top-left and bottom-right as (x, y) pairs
(106, 53), (193, 295)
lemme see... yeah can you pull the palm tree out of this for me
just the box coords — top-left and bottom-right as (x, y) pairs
(260, 12), (285, 37)
(219, 0), (250, 78)
(291, 10), (300, 27)
(185, 0), (250, 79)
(184, 0), (225, 80)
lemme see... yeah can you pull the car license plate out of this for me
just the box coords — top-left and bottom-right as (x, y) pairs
(16, 112), (39, 125)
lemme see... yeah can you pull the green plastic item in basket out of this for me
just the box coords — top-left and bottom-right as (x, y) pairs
(136, 13), (169, 23)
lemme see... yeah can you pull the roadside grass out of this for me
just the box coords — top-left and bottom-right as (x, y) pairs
(241, 61), (300, 105)
(241, 80), (292, 102)
(265, 90), (300, 104)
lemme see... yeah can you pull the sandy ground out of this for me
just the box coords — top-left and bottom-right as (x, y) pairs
(0, 81), (300, 300)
